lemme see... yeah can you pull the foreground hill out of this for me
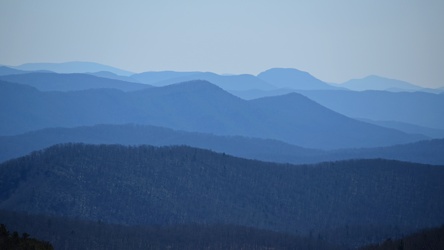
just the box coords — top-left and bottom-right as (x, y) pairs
(0, 223), (53, 250)
(0, 80), (424, 149)
(360, 225), (444, 250)
(0, 72), (151, 92)
(0, 210), (339, 250)
(1, 144), (443, 244)
(1, 124), (442, 165)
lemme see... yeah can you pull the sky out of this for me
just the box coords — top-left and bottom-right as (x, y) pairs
(0, 0), (443, 88)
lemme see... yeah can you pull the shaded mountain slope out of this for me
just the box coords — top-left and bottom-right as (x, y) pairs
(0, 80), (424, 149)
(1, 144), (443, 238)
(358, 119), (444, 138)
(0, 66), (28, 76)
(249, 93), (425, 148)
(0, 72), (151, 92)
(298, 90), (444, 130)
(231, 89), (444, 130)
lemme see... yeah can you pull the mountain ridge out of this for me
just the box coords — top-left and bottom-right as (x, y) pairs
(13, 61), (134, 76)
(0, 79), (425, 149)
(0, 124), (442, 165)
(341, 75), (425, 92)
(0, 72), (151, 92)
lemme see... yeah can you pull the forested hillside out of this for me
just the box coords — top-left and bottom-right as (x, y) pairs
(0, 223), (53, 250)
(1, 144), (443, 248)
(0, 210), (339, 250)
(360, 225), (444, 250)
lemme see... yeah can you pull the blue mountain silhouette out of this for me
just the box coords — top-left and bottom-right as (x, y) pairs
(0, 80), (424, 149)
(0, 72), (151, 92)
(257, 68), (338, 90)
(13, 61), (133, 76)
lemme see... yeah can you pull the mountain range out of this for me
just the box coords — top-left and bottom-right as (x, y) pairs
(1, 61), (444, 249)
(340, 75), (424, 92)
(0, 72), (151, 92)
(0, 80), (425, 149)
(4, 62), (443, 93)
(11, 61), (134, 76)
(134, 71), (276, 91)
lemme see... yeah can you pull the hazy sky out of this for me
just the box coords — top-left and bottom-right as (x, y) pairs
(1, 0), (443, 87)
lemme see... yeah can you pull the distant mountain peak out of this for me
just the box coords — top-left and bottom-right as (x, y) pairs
(257, 68), (337, 90)
(262, 67), (311, 74)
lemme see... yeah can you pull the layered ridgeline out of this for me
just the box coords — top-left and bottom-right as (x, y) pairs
(0, 80), (424, 149)
(3, 64), (443, 137)
(0, 124), (443, 165)
(1, 144), (443, 248)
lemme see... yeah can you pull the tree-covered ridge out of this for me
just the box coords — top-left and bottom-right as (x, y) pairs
(360, 225), (444, 250)
(0, 210), (339, 250)
(0, 223), (53, 250)
(1, 143), (444, 247)
(1, 124), (443, 165)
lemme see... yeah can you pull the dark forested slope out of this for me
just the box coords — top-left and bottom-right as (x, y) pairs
(360, 225), (444, 250)
(1, 144), (443, 239)
(0, 210), (339, 250)
(0, 223), (53, 250)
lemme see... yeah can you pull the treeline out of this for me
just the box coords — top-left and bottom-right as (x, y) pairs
(360, 225), (444, 250)
(2, 209), (443, 250)
(0, 223), (53, 250)
(0, 210), (339, 250)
